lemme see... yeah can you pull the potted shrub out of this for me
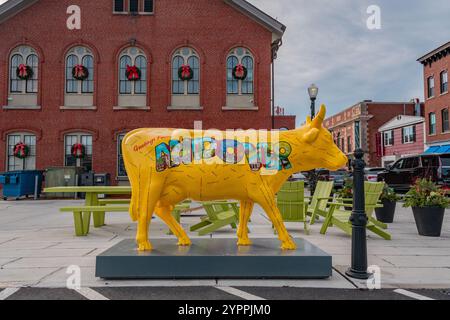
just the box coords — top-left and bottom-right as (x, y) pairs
(375, 184), (400, 223)
(403, 179), (449, 237)
(335, 181), (353, 211)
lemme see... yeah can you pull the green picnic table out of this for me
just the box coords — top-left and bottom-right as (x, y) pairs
(44, 186), (132, 236)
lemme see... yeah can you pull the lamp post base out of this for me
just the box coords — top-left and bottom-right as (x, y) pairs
(345, 267), (371, 280)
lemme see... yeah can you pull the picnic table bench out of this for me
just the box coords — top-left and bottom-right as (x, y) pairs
(44, 186), (233, 237)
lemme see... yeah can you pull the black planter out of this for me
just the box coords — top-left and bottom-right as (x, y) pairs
(412, 207), (445, 237)
(375, 199), (397, 223)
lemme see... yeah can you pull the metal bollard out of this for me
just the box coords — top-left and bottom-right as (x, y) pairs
(345, 149), (370, 279)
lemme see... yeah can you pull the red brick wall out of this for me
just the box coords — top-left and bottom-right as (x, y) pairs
(367, 103), (416, 166)
(274, 116), (296, 130)
(383, 123), (425, 157)
(0, 0), (277, 180)
(422, 55), (450, 144)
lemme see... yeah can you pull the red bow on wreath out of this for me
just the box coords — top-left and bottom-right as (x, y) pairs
(72, 143), (84, 158)
(181, 65), (191, 78)
(14, 142), (27, 158)
(126, 65), (140, 81)
(234, 64), (245, 78)
(73, 65), (87, 79)
(18, 64), (29, 78)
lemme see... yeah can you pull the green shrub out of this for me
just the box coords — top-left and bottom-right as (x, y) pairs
(380, 184), (400, 202)
(403, 179), (449, 209)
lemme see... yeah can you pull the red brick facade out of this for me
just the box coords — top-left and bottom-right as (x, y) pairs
(418, 41), (450, 147)
(0, 0), (294, 182)
(324, 101), (417, 167)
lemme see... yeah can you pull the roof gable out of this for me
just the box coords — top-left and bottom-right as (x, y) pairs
(378, 115), (424, 132)
(0, 0), (286, 38)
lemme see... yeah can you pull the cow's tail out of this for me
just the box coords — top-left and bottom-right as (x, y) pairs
(122, 131), (152, 222)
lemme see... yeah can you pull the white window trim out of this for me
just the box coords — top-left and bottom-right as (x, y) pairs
(226, 48), (254, 96)
(113, 0), (154, 15)
(384, 130), (393, 147)
(117, 133), (128, 179)
(171, 47), (200, 96)
(118, 47), (148, 96)
(65, 46), (94, 95)
(6, 132), (36, 172)
(9, 46), (39, 95)
(64, 133), (93, 168)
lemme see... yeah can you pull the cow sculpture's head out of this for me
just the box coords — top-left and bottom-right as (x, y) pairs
(292, 104), (348, 171)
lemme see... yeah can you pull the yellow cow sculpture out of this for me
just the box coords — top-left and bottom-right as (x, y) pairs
(122, 105), (348, 251)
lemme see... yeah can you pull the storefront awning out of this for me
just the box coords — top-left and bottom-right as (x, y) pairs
(423, 145), (450, 154)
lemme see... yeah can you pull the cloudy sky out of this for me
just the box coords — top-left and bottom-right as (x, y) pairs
(246, 0), (450, 124)
(1, 0), (449, 124)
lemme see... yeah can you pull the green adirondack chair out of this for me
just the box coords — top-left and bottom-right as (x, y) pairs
(319, 182), (391, 240)
(190, 201), (239, 236)
(305, 181), (334, 225)
(167, 200), (192, 235)
(276, 180), (309, 234)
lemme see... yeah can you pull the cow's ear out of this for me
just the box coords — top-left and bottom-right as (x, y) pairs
(306, 116), (312, 125)
(301, 128), (320, 144)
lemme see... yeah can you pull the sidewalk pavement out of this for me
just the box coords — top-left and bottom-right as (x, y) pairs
(0, 200), (449, 289)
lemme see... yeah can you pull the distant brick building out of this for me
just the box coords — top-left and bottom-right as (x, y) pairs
(0, 0), (295, 184)
(324, 101), (421, 167)
(378, 115), (425, 167)
(418, 41), (450, 152)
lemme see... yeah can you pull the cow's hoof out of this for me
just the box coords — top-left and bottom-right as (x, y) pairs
(237, 239), (253, 246)
(137, 240), (152, 251)
(178, 238), (192, 247)
(281, 241), (297, 250)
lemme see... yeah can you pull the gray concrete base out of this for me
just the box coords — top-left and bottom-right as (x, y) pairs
(96, 239), (332, 279)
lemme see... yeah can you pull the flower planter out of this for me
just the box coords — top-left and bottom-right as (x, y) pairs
(375, 199), (397, 223)
(412, 207), (445, 237)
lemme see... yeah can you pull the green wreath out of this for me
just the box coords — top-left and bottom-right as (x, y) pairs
(232, 64), (248, 80)
(178, 65), (194, 81)
(13, 143), (30, 159)
(16, 65), (34, 80)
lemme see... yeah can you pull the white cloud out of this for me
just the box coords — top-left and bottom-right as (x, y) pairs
(248, 0), (450, 124)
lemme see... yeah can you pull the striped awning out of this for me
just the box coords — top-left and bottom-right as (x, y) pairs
(423, 145), (450, 154)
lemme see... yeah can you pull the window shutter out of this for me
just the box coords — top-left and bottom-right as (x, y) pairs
(391, 131), (394, 146)
(413, 125), (416, 142)
(402, 128), (405, 144)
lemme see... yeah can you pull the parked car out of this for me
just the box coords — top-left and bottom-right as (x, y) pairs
(289, 172), (307, 183)
(377, 154), (450, 192)
(329, 170), (348, 189)
(364, 167), (386, 182)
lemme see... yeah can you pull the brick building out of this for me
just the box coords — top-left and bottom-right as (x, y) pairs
(0, 0), (294, 184)
(418, 41), (450, 152)
(324, 101), (421, 167)
(378, 115), (425, 167)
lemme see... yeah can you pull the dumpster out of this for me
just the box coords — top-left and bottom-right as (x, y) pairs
(44, 167), (84, 198)
(79, 171), (95, 199)
(0, 170), (44, 200)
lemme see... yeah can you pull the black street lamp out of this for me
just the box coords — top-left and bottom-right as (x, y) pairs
(346, 149), (370, 279)
(308, 84), (319, 120)
(308, 84), (319, 194)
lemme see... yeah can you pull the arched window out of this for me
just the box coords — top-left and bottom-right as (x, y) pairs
(119, 47), (147, 95)
(7, 132), (36, 171)
(9, 46), (39, 94)
(65, 46), (94, 94)
(172, 47), (199, 95)
(227, 47), (254, 95)
(169, 47), (200, 109)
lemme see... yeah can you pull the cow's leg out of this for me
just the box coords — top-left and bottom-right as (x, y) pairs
(136, 172), (163, 251)
(252, 183), (296, 250)
(155, 204), (191, 246)
(237, 200), (254, 246)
